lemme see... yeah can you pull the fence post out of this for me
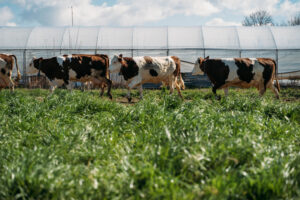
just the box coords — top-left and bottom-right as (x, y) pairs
(276, 49), (279, 76)
(23, 49), (27, 86)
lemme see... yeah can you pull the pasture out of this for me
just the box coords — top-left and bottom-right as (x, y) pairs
(0, 88), (299, 199)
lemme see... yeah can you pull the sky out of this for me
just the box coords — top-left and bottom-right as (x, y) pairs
(0, 0), (299, 27)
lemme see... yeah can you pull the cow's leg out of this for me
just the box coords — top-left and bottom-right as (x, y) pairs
(81, 82), (86, 92)
(258, 81), (266, 97)
(169, 76), (175, 94)
(49, 80), (61, 94)
(174, 77), (183, 100)
(0, 76), (8, 90)
(223, 87), (229, 96)
(126, 88), (132, 102)
(66, 81), (74, 92)
(212, 82), (224, 100)
(268, 82), (280, 99)
(8, 78), (15, 92)
(138, 84), (143, 100)
(161, 81), (166, 88)
(104, 78), (113, 99)
(100, 83), (105, 97)
(127, 77), (141, 102)
(49, 85), (57, 93)
(178, 74), (185, 90)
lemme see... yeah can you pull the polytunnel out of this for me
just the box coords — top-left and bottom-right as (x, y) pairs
(0, 26), (299, 81)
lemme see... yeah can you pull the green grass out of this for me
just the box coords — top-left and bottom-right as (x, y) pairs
(0, 88), (299, 199)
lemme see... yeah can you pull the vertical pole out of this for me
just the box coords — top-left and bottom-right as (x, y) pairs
(166, 26), (169, 56)
(131, 27), (134, 57)
(71, 6), (74, 27)
(23, 49), (27, 87)
(275, 49), (279, 76)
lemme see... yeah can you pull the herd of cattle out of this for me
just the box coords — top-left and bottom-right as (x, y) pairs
(0, 53), (280, 101)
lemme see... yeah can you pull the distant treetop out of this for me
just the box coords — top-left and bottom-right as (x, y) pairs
(242, 10), (274, 26)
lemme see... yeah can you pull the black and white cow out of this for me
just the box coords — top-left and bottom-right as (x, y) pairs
(27, 54), (112, 98)
(192, 56), (280, 98)
(0, 53), (21, 91)
(109, 54), (184, 102)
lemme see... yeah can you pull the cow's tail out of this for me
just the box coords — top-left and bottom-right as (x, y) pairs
(100, 54), (110, 80)
(178, 73), (185, 90)
(11, 55), (21, 82)
(273, 60), (280, 92)
(106, 56), (110, 80)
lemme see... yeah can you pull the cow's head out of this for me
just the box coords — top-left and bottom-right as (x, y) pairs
(27, 57), (43, 75)
(109, 54), (124, 73)
(192, 56), (209, 75)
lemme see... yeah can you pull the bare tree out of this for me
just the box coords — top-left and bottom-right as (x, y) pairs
(288, 13), (300, 26)
(242, 10), (274, 26)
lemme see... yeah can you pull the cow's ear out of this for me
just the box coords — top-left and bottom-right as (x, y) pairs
(205, 56), (209, 60)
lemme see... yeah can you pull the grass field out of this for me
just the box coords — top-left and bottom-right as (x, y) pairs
(0, 88), (299, 199)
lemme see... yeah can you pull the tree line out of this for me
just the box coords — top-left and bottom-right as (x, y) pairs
(242, 10), (300, 26)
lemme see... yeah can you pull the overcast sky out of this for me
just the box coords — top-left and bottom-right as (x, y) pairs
(0, 0), (300, 27)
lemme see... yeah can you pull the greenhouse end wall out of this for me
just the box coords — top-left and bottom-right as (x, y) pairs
(0, 26), (299, 84)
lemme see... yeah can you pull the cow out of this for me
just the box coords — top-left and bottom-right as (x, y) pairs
(192, 56), (280, 99)
(27, 54), (112, 99)
(0, 53), (21, 91)
(109, 54), (183, 102)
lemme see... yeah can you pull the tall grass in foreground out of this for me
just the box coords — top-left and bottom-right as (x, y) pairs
(0, 88), (299, 199)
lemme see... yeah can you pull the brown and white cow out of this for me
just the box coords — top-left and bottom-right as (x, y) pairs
(109, 54), (183, 102)
(27, 54), (112, 98)
(192, 56), (280, 99)
(0, 54), (21, 91)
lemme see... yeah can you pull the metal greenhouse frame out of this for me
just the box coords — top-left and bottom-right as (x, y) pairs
(0, 26), (299, 85)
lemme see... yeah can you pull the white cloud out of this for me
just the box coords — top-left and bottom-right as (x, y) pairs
(205, 18), (241, 26)
(5, 22), (17, 27)
(278, 0), (300, 18)
(4, 0), (300, 26)
(217, 0), (280, 15)
(0, 6), (16, 26)
(17, 0), (220, 26)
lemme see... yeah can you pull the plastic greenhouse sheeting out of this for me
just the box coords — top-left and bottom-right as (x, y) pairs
(0, 26), (299, 75)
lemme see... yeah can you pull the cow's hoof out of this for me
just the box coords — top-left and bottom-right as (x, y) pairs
(215, 95), (221, 100)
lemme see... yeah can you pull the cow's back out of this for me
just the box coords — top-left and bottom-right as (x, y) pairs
(138, 56), (176, 82)
(67, 54), (109, 80)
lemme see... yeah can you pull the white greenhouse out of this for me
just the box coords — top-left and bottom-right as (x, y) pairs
(0, 26), (299, 86)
